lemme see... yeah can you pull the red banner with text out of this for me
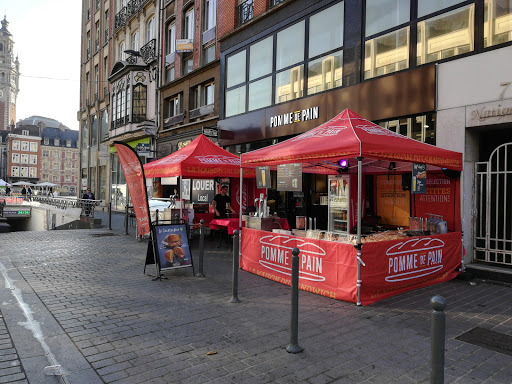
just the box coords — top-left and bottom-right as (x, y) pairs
(359, 232), (462, 305)
(114, 142), (151, 237)
(241, 228), (358, 302)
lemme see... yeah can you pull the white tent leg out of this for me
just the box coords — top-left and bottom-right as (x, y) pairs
(356, 157), (363, 306)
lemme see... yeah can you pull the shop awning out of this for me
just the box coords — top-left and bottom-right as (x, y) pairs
(144, 134), (255, 178)
(241, 109), (463, 171)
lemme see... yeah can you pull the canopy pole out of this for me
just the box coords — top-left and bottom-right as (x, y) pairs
(356, 156), (363, 306)
(239, 168), (244, 267)
(179, 175), (183, 222)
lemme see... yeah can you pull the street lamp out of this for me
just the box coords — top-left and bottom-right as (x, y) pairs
(124, 49), (141, 57)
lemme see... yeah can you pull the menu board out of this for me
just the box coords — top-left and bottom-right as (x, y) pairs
(412, 163), (427, 194)
(277, 163), (302, 191)
(256, 166), (271, 189)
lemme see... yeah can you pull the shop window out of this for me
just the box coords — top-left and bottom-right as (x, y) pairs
(308, 51), (343, 95)
(484, 0), (512, 47)
(417, 4), (474, 65)
(376, 113), (436, 145)
(276, 21), (304, 71)
(309, 2), (343, 58)
(249, 77), (272, 111)
(226, 50), (246, 88)
(364, 27), (409, 80)
(365, 0), (410, 37)
(226, 86), (246, 117)
(275, 65), (303, 104)
(249, 36), (272, 81)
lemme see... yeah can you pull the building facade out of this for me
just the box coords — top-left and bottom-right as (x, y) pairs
(79, 0), (113, 204)
(0, 16), (20, 132)
(41, 127), (80, 195)
(6, 125), (41, 185)
(216, 0), (512, 272)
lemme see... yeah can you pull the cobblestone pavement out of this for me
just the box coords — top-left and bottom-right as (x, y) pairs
(0, 225), (511, 384)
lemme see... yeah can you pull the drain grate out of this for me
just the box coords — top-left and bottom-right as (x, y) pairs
(456, 327), (512, 356)
(91, 233), (118, 237)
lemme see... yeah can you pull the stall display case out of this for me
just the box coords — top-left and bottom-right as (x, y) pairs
(328, 175), (350, 234)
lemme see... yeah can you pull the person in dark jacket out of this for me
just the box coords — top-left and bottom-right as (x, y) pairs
(82, 188), (96, 216)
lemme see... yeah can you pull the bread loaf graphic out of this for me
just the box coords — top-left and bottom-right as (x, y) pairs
(385, 237), (445, 282)
(258, 235), (326, 282)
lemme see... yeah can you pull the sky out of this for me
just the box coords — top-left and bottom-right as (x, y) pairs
(6, 0), (82, 131)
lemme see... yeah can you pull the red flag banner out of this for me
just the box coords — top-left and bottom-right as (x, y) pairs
(114, 142), (151, 237)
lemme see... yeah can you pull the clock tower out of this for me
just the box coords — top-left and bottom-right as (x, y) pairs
(0, 16), (20, 131)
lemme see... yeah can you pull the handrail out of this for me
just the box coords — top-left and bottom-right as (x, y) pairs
(31, 196), (102, 217)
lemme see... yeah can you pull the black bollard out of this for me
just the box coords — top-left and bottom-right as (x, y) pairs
(196, 219), (205, 277)
(108, 201), (112, 230)
(286, 247), (303, 354)
(229, 230), (241, 303)
(155, 209), (159, 225)
(124, 205), (129, 235)
(430, 295), (446, 384)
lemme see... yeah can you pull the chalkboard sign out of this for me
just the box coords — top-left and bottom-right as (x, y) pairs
(154, 224), (193, 271)
(256, 166), (271, 188)
(277, 163), (302, 191)
(191, 179), (215, 203)
(412, 163), (427, 194)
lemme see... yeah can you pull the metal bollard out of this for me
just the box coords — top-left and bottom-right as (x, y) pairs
(108, 201), (112, 230)
(155, 209), (159, 225)
(229, 230), (241, 303)
(196, 220), (205, 277)
(286, 247), (303, 354)
(124, 205), (129, 235)
(430, 295), (446, 384)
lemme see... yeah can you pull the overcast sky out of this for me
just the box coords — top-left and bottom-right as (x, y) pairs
(6, 0), (82, 131)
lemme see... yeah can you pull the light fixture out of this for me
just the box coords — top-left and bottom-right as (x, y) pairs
(124, 49), (141, 57)
(338, 159), (349, 172)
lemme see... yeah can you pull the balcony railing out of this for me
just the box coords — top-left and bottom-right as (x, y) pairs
(104, 29), (109, 42)
(95, 39), (100, 52)
(114, 0), (147, 31)
(95, 0), (100, 10)
(236, 0), (254, 27)
(140, 39), (156, 64)
(269, 0), (286, 8)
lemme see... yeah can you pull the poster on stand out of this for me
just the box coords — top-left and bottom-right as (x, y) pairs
(412, 163), (427, 194)
(181, 179), (191, 200)
(154, 224), (193, 271)
(256, 166), (271, 189)
(277, 163), (302, 191)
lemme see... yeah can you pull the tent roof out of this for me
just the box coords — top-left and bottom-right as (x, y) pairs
(241, 109), (463, 172)
(144, 134), (255, 178)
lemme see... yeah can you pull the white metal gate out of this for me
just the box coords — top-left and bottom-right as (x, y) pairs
(474, 143), (512, 266)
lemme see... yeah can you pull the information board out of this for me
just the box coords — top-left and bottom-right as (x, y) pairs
(277, 163), (302, 191)
(154, 224), (193, 271)
(191, 179), (215, 203)
(412, 163), (427, 194)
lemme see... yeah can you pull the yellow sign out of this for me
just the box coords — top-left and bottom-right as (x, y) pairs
(176, 39), (193, 52)
(375, 175), (410, 227)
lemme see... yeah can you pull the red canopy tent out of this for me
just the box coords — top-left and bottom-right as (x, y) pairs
(241, 109), (462, 172)
(144, 134), (255, 178)
(240, 109), (463, 305)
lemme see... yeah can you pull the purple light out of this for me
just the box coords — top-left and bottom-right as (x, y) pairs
(339, 159), (348, 168)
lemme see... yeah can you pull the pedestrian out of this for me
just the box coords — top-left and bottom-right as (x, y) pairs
(82, 188), (96, 216)
(27, 186), (33, 201)
(21, 185), (27, 199)
(5, 185), (10, 196)
(47, 187), (53, 197)
(212, 185), (236, 219)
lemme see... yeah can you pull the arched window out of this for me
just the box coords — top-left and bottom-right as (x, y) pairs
(146, 16), (155, 42)
(132, 84), (147, 123)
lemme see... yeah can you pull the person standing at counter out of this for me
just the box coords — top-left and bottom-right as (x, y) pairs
(212, 185), (235, 219)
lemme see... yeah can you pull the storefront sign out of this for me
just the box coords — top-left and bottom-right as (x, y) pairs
(176, 39), (193, 52)
(270, 106), (319, 128)
(412, 163), (427, 194)
(466, 99), (512, 127)
(240, 228), (462, 306)
(191, 179), (215, 203)
(202, 127), (218, 137)
(256, 166), (270, 188)
(277, 163), (302, 191)
(136, 143), (151, 156)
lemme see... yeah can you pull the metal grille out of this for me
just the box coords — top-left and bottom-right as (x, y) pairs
(474, 143), (512, 266)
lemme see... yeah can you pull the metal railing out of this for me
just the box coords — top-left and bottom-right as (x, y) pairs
(140, 39), (156, 64)
(236, 0), (254, 27)
(31, 196), (102, 218)
(114, 0), (147, 31)
(269, 0), (286, 8)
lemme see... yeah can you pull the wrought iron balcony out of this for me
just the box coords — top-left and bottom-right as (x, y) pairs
(114, 0), (147, 31)
(104, 29), (109, 41)
(115, 6), (127, 29)
(140, 39), (156, 64)
(236, 0), (254, 27)
(95, 39), (100, 52)
(269, 0), (286, 8)
(95, 0), (100, 10)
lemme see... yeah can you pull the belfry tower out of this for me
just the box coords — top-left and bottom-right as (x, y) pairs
(0, 16), (20, 131)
